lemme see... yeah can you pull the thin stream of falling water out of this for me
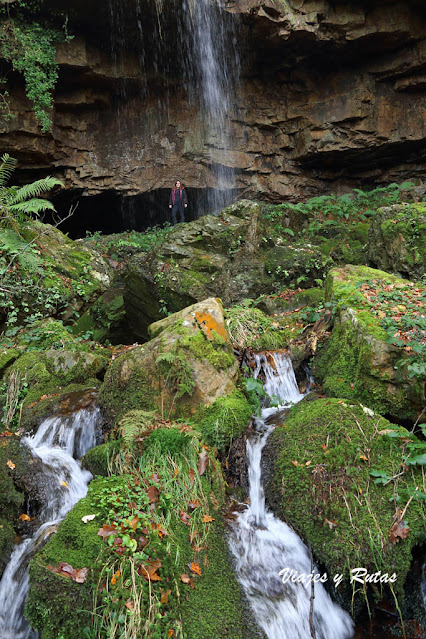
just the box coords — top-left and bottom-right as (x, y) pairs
(0, 407), (100, 639)
(183, 0), (241, 212)
(228, 352), (355, 639)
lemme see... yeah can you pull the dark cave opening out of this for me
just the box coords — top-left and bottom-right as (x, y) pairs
(48, 187), (242, 239)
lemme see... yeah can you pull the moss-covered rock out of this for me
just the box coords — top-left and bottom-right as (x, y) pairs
(313, 265), (425, 422)
(99, 298), (239, 425)
(124, 200), (271, 339)
(264, 243), (332, 288)
(367, 204), (426, 280)
(81, 441), (121, 477)
(193, 390), (253, 450)
(1, 219), (111, 333)
(2, 347), (108, 430)
(26, 492), (104, 639)
(72, 283), (127, 345)
(265, 398), (426, 610)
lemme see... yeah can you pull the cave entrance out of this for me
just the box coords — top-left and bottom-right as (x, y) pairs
(49, 188), (241, 239)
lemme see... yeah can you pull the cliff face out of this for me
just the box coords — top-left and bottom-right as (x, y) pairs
(1, 0), (426, 224)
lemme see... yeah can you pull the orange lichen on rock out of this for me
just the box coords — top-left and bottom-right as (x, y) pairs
(193, 311), (228, 341)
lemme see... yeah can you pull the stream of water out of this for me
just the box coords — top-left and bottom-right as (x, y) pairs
(228, 352), (355, 639)
(0, 406), (100, 639)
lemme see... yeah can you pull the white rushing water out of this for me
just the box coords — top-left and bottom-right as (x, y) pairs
(228, 352), (354, 639)
(0, 407), (100, 639)
(184, 0), (240, 212)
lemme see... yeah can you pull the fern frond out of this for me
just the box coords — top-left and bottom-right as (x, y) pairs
(156, 352), (178, 364)
(8, 198), (56, 215)
(7, 177), (63, 205)
(0, 228), (27, 254)
(0, 154), (17, 187)
(17, 250), (43, 273)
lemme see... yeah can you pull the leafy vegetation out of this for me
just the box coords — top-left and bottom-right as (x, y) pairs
(0, 1), (71, 130)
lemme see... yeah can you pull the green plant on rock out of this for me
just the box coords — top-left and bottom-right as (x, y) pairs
(0, 1), (71, 131)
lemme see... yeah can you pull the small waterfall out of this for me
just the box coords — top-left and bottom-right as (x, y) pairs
(228, 352), (354, 639)
(0, 406), (100, 639)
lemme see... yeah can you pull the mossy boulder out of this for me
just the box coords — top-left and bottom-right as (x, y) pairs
(367, 204), (426, 280)
(264, 398), (426, 610)
(99, 298), (240, 426)
(72, 283), (127, 345)
(2, 347), (108, 430)
(314, 265), (425, 422)
(264, 243), (332, 288)
(2, 220), (111, 331)
(124, 200), (270, 339)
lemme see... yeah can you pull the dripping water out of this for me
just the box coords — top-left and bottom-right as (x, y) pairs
(228, 352), (355, 639)
(0, 406), (100, 639)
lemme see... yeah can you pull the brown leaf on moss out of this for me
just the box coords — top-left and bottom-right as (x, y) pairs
(389, 520), (410, 544)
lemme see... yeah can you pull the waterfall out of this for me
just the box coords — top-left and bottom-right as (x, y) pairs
(183, 0), (240, 212)
(0, 406), (100, 639)
(228, 352), (354, 639)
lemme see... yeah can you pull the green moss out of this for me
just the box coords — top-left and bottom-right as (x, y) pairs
(0, 518), (15, 576)
(180, 516), (262, 639)
(26, 491), (104, 639)
(0, 347), (21, 376)
(81, 441), (121, 477)
(98, 350), (158, 423)
(193, 390), (252, 450)
(266, 398), (425, 608)
(180, 329), (234, 370)
(313, 316), (410, 418)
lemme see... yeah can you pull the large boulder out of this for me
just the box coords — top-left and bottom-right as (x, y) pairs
(313, 265), (425, 422)
(367, 204), (426, 281)
(124, 201), (268, 339)
(264, 398), (426, 610)
(0, 219), (111, 331)
(99, 298), (245, 433)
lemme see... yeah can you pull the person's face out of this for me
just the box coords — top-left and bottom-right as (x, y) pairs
(175, 181), (181, 188)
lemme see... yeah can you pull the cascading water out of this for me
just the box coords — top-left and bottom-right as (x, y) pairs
(228, 352), (355, 639)
(184, 0), (240, 212)
(0, 405), (100, 639)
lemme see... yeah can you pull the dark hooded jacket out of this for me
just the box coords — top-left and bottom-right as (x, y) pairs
(169, 187), (188, 207)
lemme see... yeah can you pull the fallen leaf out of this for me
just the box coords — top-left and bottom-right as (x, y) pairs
(180, 510), (191, 525)
(202, 515), (214, 523)
(291, 460), (299, 467)
(46, 562), (88, 583)
(125, 599), (134, 610)
(389, 520), (410, 544)
(188, 562), (201, 576)
(6, 459), (15, 470)
(139, 558), (162, 581)
(97, 524), (117, 539)
(129, 516), (139, 532)
(305, 460), (312, 466)
(161, 588), (172, 604)
(81, 514), (96, 524)
(60, 480), (68, 487)
(180, 573), (192, 584)
(188, 500), (199, 511)
(188, 467), (195, 487)
(148, 485), (159, 504)
(324, 518), (337, 530)
(167, 630), (174, 638)
(198, 448), (208, 476)
(359, 455), (369, 462)
(19, 514), (31, 521)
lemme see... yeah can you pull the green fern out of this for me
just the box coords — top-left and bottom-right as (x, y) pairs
(6, 177), (62, 206)
(0, 153), (17, 187)
(0, 228), (42, 272)
(119, 410), (156, 447)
